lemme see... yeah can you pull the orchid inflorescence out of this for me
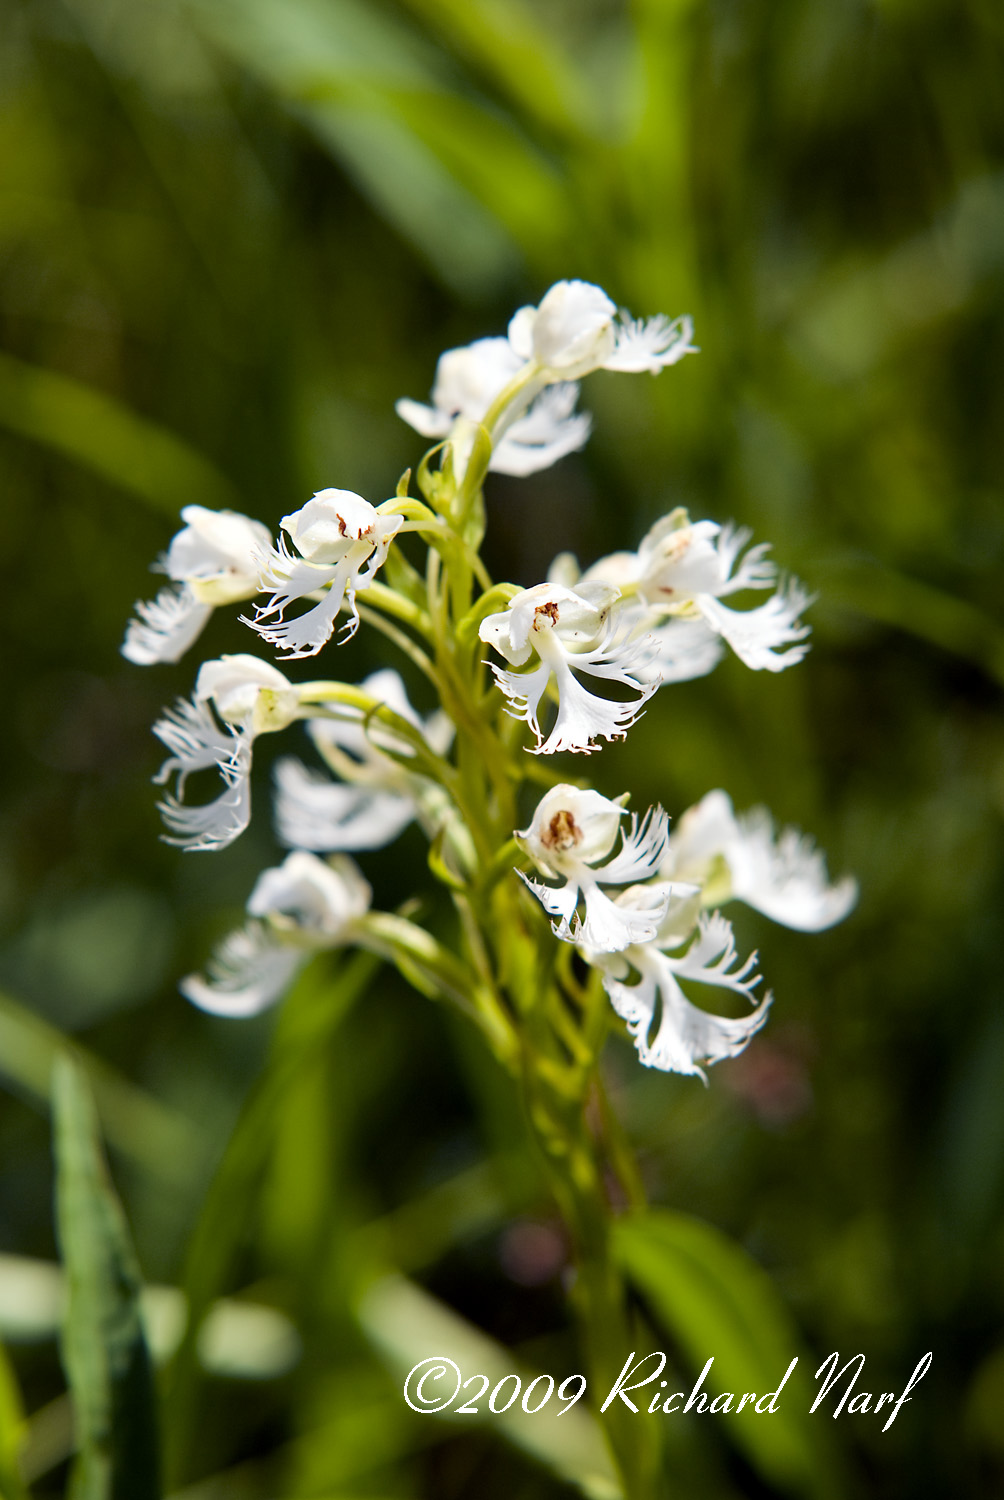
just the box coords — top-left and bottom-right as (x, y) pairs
(126, 278), (855, 1082)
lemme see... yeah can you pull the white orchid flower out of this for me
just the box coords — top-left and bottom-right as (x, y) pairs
(154, 655), (299, 852)
(396, 337), (591, 478)
(596, 887), (770, 1080)
(661, 789), (858, 931)
(274, 669), (453, 853)
(516, 785), (673, 952)
(181, 852), (371, 1016)
(247, 489), (402, 659)
(123, 505), (272, 665)
(507, 280), (696, 381)
(583, 510), (812, 673)
(479, 582), (657, 755)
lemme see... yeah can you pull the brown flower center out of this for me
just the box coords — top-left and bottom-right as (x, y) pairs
(543, 809), (581, 851)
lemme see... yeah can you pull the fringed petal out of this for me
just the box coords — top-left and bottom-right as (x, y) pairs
(535, 659), (656, 755)
(489, 661), (552, 743)
(596, 806), (671, 885)
(698, 581), (812, 672)
(729, 808), (858, 931)
(180, 921), (303, 1017)
(605, 948), (771, 1080)
(712, 524), (776, 595)
(572, 881), (669, 951)
(603, 314), (697, 373)
(273, 757), (415, 852)
(122, 584), (213, 666)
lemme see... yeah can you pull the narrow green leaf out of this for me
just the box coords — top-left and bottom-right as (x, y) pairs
(0, 1337), (28, 1500)
(813, 552), (1004, 689)
(52, 1054), (161, 1500)
(357, 1274), (622, 1500)
(0, 989), (205, 1190)
(612, 1210), (845, 1499)
(395, 0), (593, 141)
(0, 352), (235, 517)
(190, 0), (519, 295)
(163, 952), (378, 1486)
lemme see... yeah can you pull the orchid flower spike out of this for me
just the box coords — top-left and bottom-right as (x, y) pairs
(479, 582), (657, 755)
(583, 510), (812, 674)
(595, 888), (770, 1080)
(122, 505), (272, 665)
(181, 852), (371, 1016)
(154, 655), (299, 852)
(508, 280), (696, 381)
(247, 489), (402, 659)
(274, 668), (453, 853)
(661, 789), (858, 931)
(396, 338), (591, 478)
(516, 785), (674, 952)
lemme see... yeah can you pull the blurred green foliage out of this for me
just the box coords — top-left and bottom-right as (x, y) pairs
(1, 0), (1002, 1494)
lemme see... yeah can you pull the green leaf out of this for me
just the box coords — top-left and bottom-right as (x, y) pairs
(0, 352), (235, 518)
(395, 0), (593, 141)
(0, 988), (205, 1191)
(813, 551), (1004, 689)
(0, 1337), (28, 1500)
(162, 952), (378, 1485)
(357, 1273), (622, 1499)
(52, 1054), (161, 1500)
(190, 0), (520, 296)
(612, 1209), (845, 1499)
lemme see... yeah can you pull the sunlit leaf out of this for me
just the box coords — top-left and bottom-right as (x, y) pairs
(0, 353), (235, 518)
(357, 1273), (622, 1499)
(612, 1209), (844, 1498)
(190, 0), (521, 295)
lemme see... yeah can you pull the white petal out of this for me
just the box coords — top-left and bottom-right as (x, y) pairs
(491, 386), (591, 476)
(247, 850), (370, 936)
(728, 808), (858, 931)
(596, 805), (671, 885)
(152, 696), (238, 787)
(507, 306), (537, 360)
(283, 489), (381, 561)
(605, 947), (770, 1079)
(394, 397), (452, 439)
(122, 584), (212, 666)
(252, 537), (340, 608)
(195, 654), (295, 723)
(489, 661), (553, 745)
(665, 911), (762, 997)
(529, 280), (617, 375)
(660, 789), (739, 884)
(712, 523), (776, 595)
(167, 507), (272, 604)
(180, 922), (303, 1017)
(635, 516), (726, 599)
(517, 870), (580, 931)
(535, 657), (655, 755)
(698, 581), (812, 672)
(274, 758), (415, 852)
(518, 784), (627, 873)
(251, 571), (354, 658)
(157, 755), (252, 852)
(153, 700), (254, 851)
(603, 313), (697, 373)
(634, 615), (725, 685)
(572, 881), (669, 951)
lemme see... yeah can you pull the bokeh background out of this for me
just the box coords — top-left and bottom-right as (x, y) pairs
(1, 0), (1003, 1495)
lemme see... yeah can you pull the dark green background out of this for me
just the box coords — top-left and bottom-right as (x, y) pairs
(1, 0), (1002, 1494)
